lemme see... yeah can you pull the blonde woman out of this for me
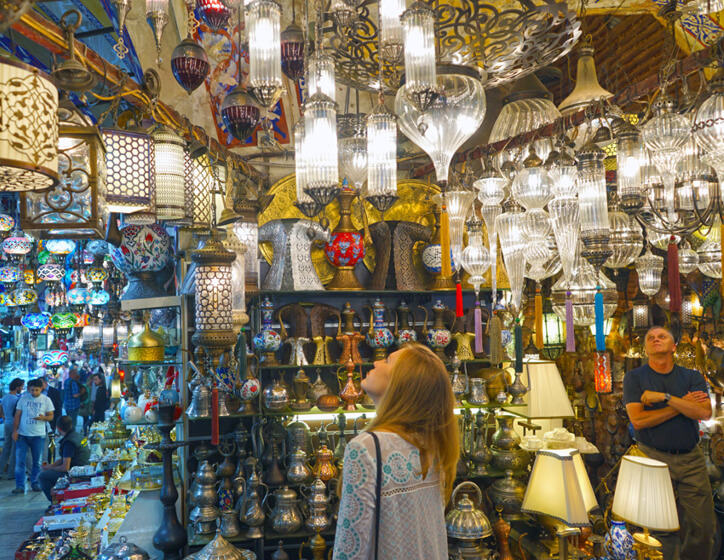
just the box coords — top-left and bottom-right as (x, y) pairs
(333, 344), (459, 560)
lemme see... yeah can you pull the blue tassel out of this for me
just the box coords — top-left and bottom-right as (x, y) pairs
(514, 320), (523, 373)
(594, 285), (605, 352)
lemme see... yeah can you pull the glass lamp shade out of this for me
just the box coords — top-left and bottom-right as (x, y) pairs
(460, 220), (490, 290)
(45, 239), (75, 255)
(395, 66), (486, 183)
(635, 248), (664, 297)
(616, 122), (644, 214)
(577, 143), (610, 250)
(85, 266), (108, 285)
(191, 233), (235, 332)
(612, 456), (679, 533)
(366, 102), (398, 212)
(551, 255), (617, 326)
(632, 300), (650, 330)
(247, 0), (283, 111)
(496, 208), (527, 314)
(330, 0), (355, 28)
(678, 241), (700, 276)
(339, 134), (367, 192)
(676, 139), (713, 213)
(145, 0), (169, 65)
(3, 234), (33, 256)
(221, 85), (261, 143)
(474, 165), (507, 206)
(548, 196), (579, 281)
(280, 22), (305, 81)
(303, 93), (340, 206)
(90, 289), (110, 306)
(641, 96), (691, 221)
(102, 129), (155, 216)
(693, 72), (724, 182)
(21, 310), (50, 334)
(21, 113), (108, 239)
(197, 0), (231, 30)
(67, 287), (91, 306)
(152, 126), (186, 221)
(437, 190), (476, 261)
(41, 348), (69, 369)
(293, 122), (315, 210)
(523, 208), (554, 282)
(527, 233), (561, 283)
(51, 311), (76, 334)
(698, 216), (722, 278)
(0, 214), (14, 233)
(0, 265), (22, 284)
(233, 219), (259, 278)
(546, 147), (578, 199)
(521, 449), (597, 527)
(171, 37), (211, 93)
(307, 51), (336, 102)
(606, 208), (643, 269)
(189, 154), (214, 229)
(401, 1), (437, 111)
(0, 60), (59, 192)
(512, 150), (552, 210)
(379, 0), (405, 62)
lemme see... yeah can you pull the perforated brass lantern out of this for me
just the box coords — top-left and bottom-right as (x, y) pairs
(21, 109), (107, 239)
(0, 60), (59, 192)
(191, 230), (237, 369)
(102, 128), (155, 224)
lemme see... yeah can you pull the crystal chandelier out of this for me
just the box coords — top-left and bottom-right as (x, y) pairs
(496, 203), (527, 315)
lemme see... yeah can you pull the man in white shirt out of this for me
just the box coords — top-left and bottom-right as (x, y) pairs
(13, 378), (54, 494)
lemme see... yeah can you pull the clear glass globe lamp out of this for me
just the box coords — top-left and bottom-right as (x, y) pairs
(698, 215), (722, 279)
(635, 247), (664, 297)
(678, 240), (700, 276)
(693, 69), (724, 185)
(511, 146), (552, 210)
(551, 253), (617, 326)
(459, 220), (490, 294)
(606, 206), (643, 269)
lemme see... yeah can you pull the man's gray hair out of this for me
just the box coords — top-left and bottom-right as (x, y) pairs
(644, 325), (675, 342)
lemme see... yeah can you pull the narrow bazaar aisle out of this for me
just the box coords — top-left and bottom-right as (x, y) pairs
(0, 477), (48, 560)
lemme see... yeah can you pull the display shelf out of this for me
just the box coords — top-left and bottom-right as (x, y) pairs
(120, 295), (183, 311)
(115, 358), (183, 367)
(187, 529), (259, 547)
(122, 419), (182, 427)
(252, 288), (502, 297)
(257, 357), (492, 371)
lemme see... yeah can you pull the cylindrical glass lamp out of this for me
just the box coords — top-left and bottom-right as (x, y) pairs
(152, 126), (186, 221)
(307, 51), (336, 102)
(379, 0), (405, 62)
(303, 93), (339, 207)
(401, 1), (436, 111)
(247, 0), (283, 111)
(616, 122), (644, 215)
(365, 101), (398, 213)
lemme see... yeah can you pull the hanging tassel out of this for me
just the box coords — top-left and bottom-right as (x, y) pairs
(455, 281), (464, 317)
(534, 287), (543, 350)
(211, 381), (219, 446)
(594, 285), (605, 352)
(514, 320), (523, 373)
(488, 312), (503, 365)
(668, 236), (681, 313)
(474, 301), (483, 354)
(565, 291), (575, 353)
(440, 203), (452, 278)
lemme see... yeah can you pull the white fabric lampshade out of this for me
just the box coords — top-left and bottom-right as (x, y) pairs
(612, 456), (679, 532)
(521, 449), (597, 527)
(523, 360), (575, 418)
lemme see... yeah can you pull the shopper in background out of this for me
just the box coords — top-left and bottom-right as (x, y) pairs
(37, 415), (89, 510)
(0, 378), (24, 479)
(333, 344), (459, 560)
(12, 378), (54, 494)
(91, 373), (109, 426)
(78, 382), (91, 435)
(41, 377), (62, 433)
(62, 368), (81, 429)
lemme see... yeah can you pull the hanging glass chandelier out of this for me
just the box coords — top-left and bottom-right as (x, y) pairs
(616, 121), (644, 215)
(496, 202), (527, 315)
(474, 158), (506, 302)
(197, 0), (232, 30)
(606, 203), (643, 270)
(698, 216), (722, 279)
(302, 92), (340, 208)
(338, 132), (367, 194)
(247, 0), (284, 112)
(365, 97), (398, 214)
(281, 15), (305, 81)
(635, 247), (664, 297)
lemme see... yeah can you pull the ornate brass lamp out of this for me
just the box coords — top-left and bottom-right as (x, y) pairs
(20, 107), (107, 239)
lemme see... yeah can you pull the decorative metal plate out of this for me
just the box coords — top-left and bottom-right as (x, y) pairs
(325, 0), (581, 92)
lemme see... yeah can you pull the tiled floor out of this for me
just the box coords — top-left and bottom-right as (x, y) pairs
(0, 476), (48, 560)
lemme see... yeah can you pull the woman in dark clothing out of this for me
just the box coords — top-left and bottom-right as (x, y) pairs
(91, 374), (109, 425)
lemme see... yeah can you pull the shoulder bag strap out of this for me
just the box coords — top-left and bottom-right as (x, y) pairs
(369, 431), (382, 560)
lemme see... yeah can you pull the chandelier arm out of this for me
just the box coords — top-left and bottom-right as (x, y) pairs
(690, 187), (717, 228)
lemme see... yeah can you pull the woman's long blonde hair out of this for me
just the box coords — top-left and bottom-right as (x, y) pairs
(366, 344), (459, 500)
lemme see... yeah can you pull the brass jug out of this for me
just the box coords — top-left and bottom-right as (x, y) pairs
(312, 444), (338, 482)
(453, 332), (476, 362)
(336, 302), (364, 364)
(446, 481), (493, 559)
(265, 486), (303, 534)
(127, 322), (165, 362)
(338, 359), (362, 411)
(291, 369), (312, 411)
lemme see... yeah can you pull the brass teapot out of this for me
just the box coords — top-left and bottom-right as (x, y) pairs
(446, 481), (493, 559)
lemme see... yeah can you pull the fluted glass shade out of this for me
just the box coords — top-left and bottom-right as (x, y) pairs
(379, 0), (405, 61)
(577, 143), (609, 249)
(294, 122), (312, 203)
(152, 126), (186, 221)
(612, 456), (679, 532)
(548, 196), (579, 280)
(460, 220), (490, 291)
(521, 449), (597, 527)
(698, 215), (722, 279)
(234, 219), (259, 278)
(395, 66), (486, 183)
(522, 360), (574, 418)
(512, 151), (552, 210)
(401, 1), (436, 108)
(607, 208), (643, 269)
(496, 209), (527, 314)
(366, 102), (397, 209)
(617, 124), (643, 213)
(436, 190), (475, 266)
(551, 253), (617, 326)
(247, 0), (283, 111)
(339, 134), (367, 192)
(635, 248), (664, 297)
(307, 51), (336, 102)
(303, 93), (339, 203)
(693, 72), (724, 182)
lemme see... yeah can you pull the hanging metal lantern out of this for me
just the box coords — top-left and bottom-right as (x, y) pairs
(281, 21), (305, 81)
(20, 109), (108, 239)
(0, 60), (58, 192)
(152, 126), (186, 221)
(145, 0), (169, 65)
(171, 37), (211, 94)
(197, 0), (232, 30)
(221, 86), (261, 143)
